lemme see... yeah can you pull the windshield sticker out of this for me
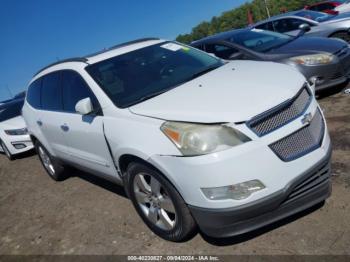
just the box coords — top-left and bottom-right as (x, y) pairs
(161, 43), (185, 51)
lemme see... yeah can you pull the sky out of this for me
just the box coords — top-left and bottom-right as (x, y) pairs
(0, 0), (248, 101)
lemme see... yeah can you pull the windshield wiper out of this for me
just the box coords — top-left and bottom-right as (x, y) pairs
(188, 65), (221, 81)
(125, 89), (173, 107)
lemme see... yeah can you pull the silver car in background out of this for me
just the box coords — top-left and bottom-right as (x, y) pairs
(252, 10), (350, 42)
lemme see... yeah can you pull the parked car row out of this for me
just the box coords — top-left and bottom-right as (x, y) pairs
(1, 3), (345, 243)
(190, 7), (350, 93)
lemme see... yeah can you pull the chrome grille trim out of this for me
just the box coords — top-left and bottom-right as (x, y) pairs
(269, 109), (325, 162)
(247, 86), (312, 137)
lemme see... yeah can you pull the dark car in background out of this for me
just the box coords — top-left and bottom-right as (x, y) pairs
(252, 10), (350, 42)
(191, 28), (350, 92)
(305, 1), (344, 15)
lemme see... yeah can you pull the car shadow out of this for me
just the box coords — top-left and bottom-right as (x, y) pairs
(199, 201), (325, 246)
(67, 168), (128, 199)
(317, 81), (349, 99)
(13, 149), (37, 159)
(0, 149), (37, 160)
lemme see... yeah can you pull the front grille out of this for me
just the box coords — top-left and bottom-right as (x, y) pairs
(269, 109), (324, 162)
(282, 160), (330, 205)
(247, 86), (311, 136)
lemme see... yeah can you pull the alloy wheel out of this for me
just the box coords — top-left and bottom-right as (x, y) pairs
(133, 173), (176, 231)
(38, 146), (55, 176)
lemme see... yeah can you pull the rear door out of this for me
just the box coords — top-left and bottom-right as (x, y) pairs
(59, 70), (117, 177)
(39, 71), (68, 158)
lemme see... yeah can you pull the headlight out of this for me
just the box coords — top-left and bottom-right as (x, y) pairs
(290, 53), (335, 66)
(5, 128), (28, 136)
(161, 122), (250, 156)
(201, 180), (266, 200)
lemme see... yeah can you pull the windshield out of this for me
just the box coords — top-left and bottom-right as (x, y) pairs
(0, 99), (24, 122)
(294, 10), (333, 22)
(227, 29), (292, 52)
(86, 41), (223, 108)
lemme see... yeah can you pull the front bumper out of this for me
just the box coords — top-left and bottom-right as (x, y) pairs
(188, 146), (332, 238)
(0, 133), (34, 155)
(296, 63), (348, 92)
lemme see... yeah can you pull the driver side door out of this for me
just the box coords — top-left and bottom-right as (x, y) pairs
(59, 70), (117, 178)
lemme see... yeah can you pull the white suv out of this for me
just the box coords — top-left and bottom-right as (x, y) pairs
(22, 38), (332, 242)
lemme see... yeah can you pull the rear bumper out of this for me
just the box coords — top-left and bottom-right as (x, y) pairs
(188, 145), (332, 238)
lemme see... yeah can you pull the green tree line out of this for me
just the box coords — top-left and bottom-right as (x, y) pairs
(176, 0), (321, 43)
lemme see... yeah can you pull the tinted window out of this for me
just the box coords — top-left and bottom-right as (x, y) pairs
(26, 79), (42, 109)
(256, 22), (274, 31)
(294, 10), (332, 22)
(86, 42), (223, 108)
(41, 72), (62, 111)
(272, 18), (307, 33)
(0, 99), (24, 122)
(227, 29), (291, 52)
(205, 44), (239, 59)
(61, 70), (98, 113)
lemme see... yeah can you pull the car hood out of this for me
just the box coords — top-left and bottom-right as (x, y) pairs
(266, 36), (347, 55)
(129, 61), (306, 123)
(0, 116), (26, 130)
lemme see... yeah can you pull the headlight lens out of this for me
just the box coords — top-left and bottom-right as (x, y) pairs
(290, 53), (335, 66)
(161, 122), (250, 156)
(201, 180), (266, 201)
(5, 128), (28, 136)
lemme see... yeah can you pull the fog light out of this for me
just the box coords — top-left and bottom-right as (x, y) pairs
(201, 180), (265, 201)
(13, 143), (26, 149)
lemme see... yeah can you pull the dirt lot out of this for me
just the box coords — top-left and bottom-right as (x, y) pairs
(0, 88), (349, 255)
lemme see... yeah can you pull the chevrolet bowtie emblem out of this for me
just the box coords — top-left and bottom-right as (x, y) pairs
(301, 112), (313, 125)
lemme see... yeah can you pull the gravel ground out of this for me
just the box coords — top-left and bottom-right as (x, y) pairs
(0, 88), (349, 255)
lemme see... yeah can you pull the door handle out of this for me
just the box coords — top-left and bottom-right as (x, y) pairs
(60, 124), (69, 132)
(37, 120), (43, 127)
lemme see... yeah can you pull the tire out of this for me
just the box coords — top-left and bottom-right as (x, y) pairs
(125, 162), (197, 242)
(330, 32), (350, 43)
(35, 141), (66, 181)
(1, 140), (14, 161)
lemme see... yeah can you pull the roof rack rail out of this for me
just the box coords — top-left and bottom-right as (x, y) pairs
(33, 57), (88, 77)
(85, 37), (161, 58)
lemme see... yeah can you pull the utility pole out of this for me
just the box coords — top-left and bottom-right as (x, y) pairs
(263, 0), (271, 18)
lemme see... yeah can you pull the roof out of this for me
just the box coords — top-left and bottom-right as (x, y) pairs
(33, 37), (162, 77)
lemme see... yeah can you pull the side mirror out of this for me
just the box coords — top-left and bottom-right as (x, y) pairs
(75, 97), (93, 115)
(299, 23), (311, 33)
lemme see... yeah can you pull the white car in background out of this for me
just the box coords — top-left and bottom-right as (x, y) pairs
(335, 1), (350, 13)
(0, 99), (34, 160)
(23, 38), (332, 241)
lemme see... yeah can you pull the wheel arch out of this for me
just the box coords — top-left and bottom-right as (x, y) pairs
(328, 30), (350, 38)
(118, 153), (185, 201)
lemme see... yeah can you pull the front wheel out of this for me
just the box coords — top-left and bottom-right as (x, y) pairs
(125, 162), (197, 242)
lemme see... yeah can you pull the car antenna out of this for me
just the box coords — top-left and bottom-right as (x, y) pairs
(5, 84), (13, 98)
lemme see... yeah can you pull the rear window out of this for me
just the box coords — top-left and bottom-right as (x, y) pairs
(26, 79), (42, 109)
